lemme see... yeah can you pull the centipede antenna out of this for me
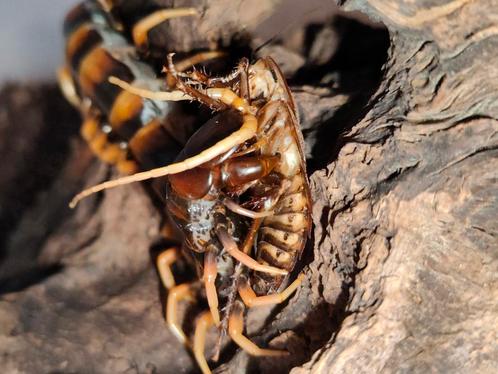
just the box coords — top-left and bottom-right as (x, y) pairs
(69, 114), (258, 208)
(108, 76), (192, 101)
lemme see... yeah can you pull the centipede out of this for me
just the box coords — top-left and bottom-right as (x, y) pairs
(59, 1), (312, 373)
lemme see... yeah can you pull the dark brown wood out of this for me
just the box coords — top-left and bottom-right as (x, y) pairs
(0, 0), (496, 373)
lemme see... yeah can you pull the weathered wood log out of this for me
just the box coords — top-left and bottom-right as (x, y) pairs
(290, 0), (498, 372)
(0, 0), (496, 373)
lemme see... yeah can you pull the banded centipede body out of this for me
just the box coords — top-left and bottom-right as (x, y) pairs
(60, 1), (312, 372)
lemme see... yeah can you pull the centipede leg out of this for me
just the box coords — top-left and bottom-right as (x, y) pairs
(57, 66), (81, 108)
(132, 8), (198, 48)
(237, 59), (250, 101)
(216, 227), (287, 276)
(158, 248), (197, 344)
(172, 56), (249, 92)
(193, 311), (215, 374)
(204, 250), (221, 326)
(167, 283), (196, 344)
(241, 218), (263, 255)
(166, 54), (228, 111)
(166, 51), (227, 88)
(228, 301), (288, 357)
(167, 54), (254, 114)
(238, 274), (305, 308)
(156, 247), (180, 290)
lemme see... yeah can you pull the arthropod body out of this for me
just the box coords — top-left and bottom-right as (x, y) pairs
(59, 0), (223, 174)
(62, 1), (311, 373)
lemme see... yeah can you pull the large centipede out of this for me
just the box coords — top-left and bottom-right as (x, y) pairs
(59, 1), (312, 373)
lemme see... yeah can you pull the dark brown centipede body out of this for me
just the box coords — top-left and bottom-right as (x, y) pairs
(61, 2), (312, 373)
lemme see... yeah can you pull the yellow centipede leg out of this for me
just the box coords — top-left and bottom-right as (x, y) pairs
(132, 8), (198, 48)
(193, 311), (215, 374)
(228, 301), (288, 357)
(166, 283), (195, 344)
(204, 251), (221, 326)
(157, 247), (180, 290)
(216, 228), (288, 276)
(238, 274), (304, 308)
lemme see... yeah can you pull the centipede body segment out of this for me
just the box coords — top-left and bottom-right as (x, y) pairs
(60, 1), (312, 373)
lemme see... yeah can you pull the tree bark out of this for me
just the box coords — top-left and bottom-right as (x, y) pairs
(0, 0), (497, 373)
(291, 0), (498, 372)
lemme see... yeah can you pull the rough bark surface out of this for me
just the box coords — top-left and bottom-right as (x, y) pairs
(1, 0), (497, 373)
(292, 0), (498, 373)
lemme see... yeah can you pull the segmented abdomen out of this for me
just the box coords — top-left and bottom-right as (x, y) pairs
(254, 172), (309, 294)
(63, 0), (199, 174)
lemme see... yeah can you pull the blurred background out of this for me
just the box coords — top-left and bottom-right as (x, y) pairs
(0, 0), (339, 83)
(0, 0), (79, 82)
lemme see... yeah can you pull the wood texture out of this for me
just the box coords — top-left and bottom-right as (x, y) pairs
(291, 0), (498, 372)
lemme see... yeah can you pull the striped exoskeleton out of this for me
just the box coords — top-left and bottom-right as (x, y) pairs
(61, 2), (311, 373)
(59, 0), (225, 175)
